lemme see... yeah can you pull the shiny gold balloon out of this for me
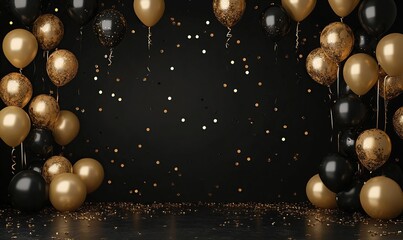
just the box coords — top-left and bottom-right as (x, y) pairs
(42, 155), (73, 184)
(320, 22), (354, 63)
(2, 29), (38, 69)
(46, 49), (78, 87)
(360, 176), (403, 219)
(213, 0), (246, 28)
(0, 72), (32, 108)
(376, 33), (403, 77)
(281, 0), (316, 22)
(49, 173), (86, 212)
(379, 76), (403, 100)
(52, 110), (80, 146)
(73, 158), (104, 193)
(306, 48), (338, 86)
(356, 129), (392, 172)
(133, 0), (165, 27)
(393, 107), (403, 139)
(306, 174), (337, 209)
(32, 14), (64, 51)
(328, 0), (360, 18)
(343, 53), (379, 96)
(28, 94), (60, 129)
(0, 106), (31, 148)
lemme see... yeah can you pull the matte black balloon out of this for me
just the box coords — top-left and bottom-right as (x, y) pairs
(333, 94), (368, 128)
(336, 180), (363, 212)
(358, 0), (397, 37)
(8, 0), (42, 26)
(24, 127), (54, 159)
(261, 5), (291, 42)
(354, 28), (377, 54)
(93, 9), (127, 48)
(319, 153), (355, 193)
(339, 129), (359, 158)
(8, 170), (47, 211)
(66, 0), (98, 26)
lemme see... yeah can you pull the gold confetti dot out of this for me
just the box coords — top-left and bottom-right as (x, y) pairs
(307, 89), (312, 93)
(153, 183), (158, 187)
(236, 40), (241, 44)
(174, 167), (179, 171)
(163, 109), (168, 113)
(114, 148), (119, 153)
(210, 33), (214, 37)
(160, 49), (164, 53)
(120, 164), (125, 168)
(108, 180), (112, 184)
(110, 159), (115, 163)
(54, 8), (59, 12)
(146, 127), (151, 132)
(236, 149), (241, 154)
(242, 57), (247, 62)
(223, 83), (228, 88)
(156, 160), (160, 165)
(246, 157), (251, 161)
(235, 162), (240, 166)
(255, 103), (259, 107)
(131, 29), (135, 33)
(134, 189), (139, 193)
(176, 44), (181, 48)
(258, 82), (263, 86)
(265, 130), (270, 134)
(138, 144), (142, 148)
(283, 125), (288, 129)
(304, 131), (309, 136)
(238, 188), (243, 193)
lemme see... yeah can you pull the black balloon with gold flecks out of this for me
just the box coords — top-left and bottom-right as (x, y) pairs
(93, 9), (127, 48)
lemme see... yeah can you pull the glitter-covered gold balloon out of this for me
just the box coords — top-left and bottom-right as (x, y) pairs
(213, 0), (246, 28)
(46, 49), (78, 87)
(28, 94), (59, 129)
(0, 72), (32, 108)
(306, 48), (338, 86)
(379, 76), (403, 100)
(355, 129), (391, 172)
(393, 107), (403, 139)
(32, 14), (64, 51)
(49, 173), (86, 212)
(42, 155), (73, 184)
(320, 22), (354, 63)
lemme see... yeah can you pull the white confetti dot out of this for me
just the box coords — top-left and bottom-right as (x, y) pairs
(187, 35), (192, 39)
(9, 21), (13, 25)
(170, 66), (175, 71)
(230, 60), (235, 64)
(206, 21), (210, 25)
(98, 90), (103, 94)
(111, 93), (115, 97)
(245, 71), (250, 75)
(168, 96), (172, 101)
(118, 98), (122, 102)
(202, 49), (206, 54)
(202, 126), (207, 130)
(281, 137), (286, 142)
(195, 35), (199, 39)
(213, 119), (218, 123)
(181, 118), (186, 123)
(94, 76), (98, 81)
(54, 8), (59, 12)
(233, 89), (238, 93)
(104, 55), (108, 58)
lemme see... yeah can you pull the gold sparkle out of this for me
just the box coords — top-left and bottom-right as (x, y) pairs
(120, 163), (125, 168)
(223, 83), (228, 88)
(153, 183), (158, 187)
(235, 162), (240, 166)
(283, 125), (288, 129)
(236, 149), (241, 154)
(138, 144), (142, 149)
(98, 107), (103, 112)
(146, 127), (151, 132)
(237, 188), (243, 193)
(114, 148), (119, 153)
(163, 109), (168, 113)
(307, 89), (312, 93)
(255, 103), (259, 107)
(246, 157), (251, 161)
(258, 82), (263, 86)
(131, 29), (135, 33)
(304, 131), (309, 136)
(110, 159), (115, 163)
(108, 180), (112, 184)
(174, 167), (179, 171)
(210, 33), (214, 37)
(236, 40), (241, 44)
(156, 160), (160, 165)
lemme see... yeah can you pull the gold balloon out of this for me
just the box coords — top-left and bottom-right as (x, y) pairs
(2, 29), (38, 69)
(0, 72), (32, 108)
(32, 14), (64, 51)
(320, 22), (354, 63)
(213, 0), (246, 28)
(356, 129), (391, 172)
(360, 176), (403, 219)
(42, 155), (73, 184)
(73, 158), (104, 193)
(393, 107), (403, 139)
(306, 174), (337, 209)
(133, 0), (165, 27)
(52, 110), (80, 146)
(376, 33), (403, 77)
(0, 106), (31, 148)
(306, 48), (338, 86)
(281, 0), (316, 22)
(28, 94), (60, 129)
(49, 173), (86, 212)
(379, 76), (403, 100)
(343, 53), (379, 96)
(328, 0), (360, 18)
(46, 49), (78, 87)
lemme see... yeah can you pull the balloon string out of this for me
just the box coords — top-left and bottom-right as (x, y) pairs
(20, 142), (24, 169)
(340, 17), (343, 23)
(274, 42), (278, 64)
(147, 27), (152, 51)
(11, 148), (16, 175)
(383, 75), (388, 132)
(79, 26), (83, 51)
(295, 22), (300, 52)
(376, 79), (380, 129)
(328, 87), (334, 143)
(108, 48), (114, 66)
(225, 27), (232, 49)
(337, 131), (340, 153)
(46, 50), (49, 60)
(336, 64), (340, 98)
(56, 87), (59, 102)
(19, 68), (22, 74)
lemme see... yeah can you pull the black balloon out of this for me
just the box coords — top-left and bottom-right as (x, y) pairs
(373, 162), (403, 189)
(28, 161), (44, 173)
(262, 5), (291, 42)
(333, 94), (368, 128)
(93, 9), (127, 48)
(8, 170), (47, 211)
(358, 0), (397, 37)
(319, 153), (354, 193)
(8, 0), (42, 26)
(339, 129), (359, 158)
(336, 180), (363, 212)
(66, 0), (98, 26)
(354, 28), (377, 54)
(24, 127), (54, 159)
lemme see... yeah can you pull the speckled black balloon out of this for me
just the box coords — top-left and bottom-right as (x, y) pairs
(93, 9), (127, 48)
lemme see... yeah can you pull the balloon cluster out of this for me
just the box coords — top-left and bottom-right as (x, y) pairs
(305, 0), (403, 220)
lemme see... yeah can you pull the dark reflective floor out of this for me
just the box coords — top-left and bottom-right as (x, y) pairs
(1, 203), (402, 240)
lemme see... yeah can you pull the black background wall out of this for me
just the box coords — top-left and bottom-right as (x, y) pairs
(0, 0), (402, 203)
